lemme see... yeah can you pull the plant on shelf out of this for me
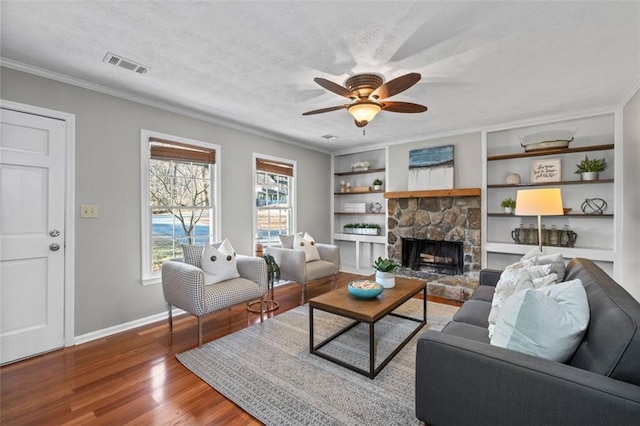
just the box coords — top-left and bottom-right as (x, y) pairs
(575, 155), (607, 181)
(372, 178), (383, 191)
(343, 223), (381, 235)
(372, 256), (400, 289)
(351, 161), (370, 172)
(501, 197), (516, 214)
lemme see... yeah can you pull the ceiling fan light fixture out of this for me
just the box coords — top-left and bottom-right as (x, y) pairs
(347, 102), (382, 125)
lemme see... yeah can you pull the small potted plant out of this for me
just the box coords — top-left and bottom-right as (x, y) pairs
(501, 197), (516, 214)
(372, 178), (383, 191)
(373, 256), (400, 288)
(575, 155), (607, 181)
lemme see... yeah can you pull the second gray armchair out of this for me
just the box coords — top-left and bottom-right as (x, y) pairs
(265, 234), (340, 305)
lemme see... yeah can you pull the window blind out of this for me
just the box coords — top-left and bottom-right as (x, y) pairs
(256, 158), (294, 176)
(149, 137), (216, 164)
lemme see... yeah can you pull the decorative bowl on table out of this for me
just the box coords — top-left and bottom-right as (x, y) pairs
(347, 280), (383, 299)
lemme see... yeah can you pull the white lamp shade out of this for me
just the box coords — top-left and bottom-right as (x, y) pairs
(347, 102), (382, 123)
(515, 188), (564, 216)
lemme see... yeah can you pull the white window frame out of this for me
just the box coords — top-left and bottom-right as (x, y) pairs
(252, 153), (296, 248)
(140, 129), (221, 285)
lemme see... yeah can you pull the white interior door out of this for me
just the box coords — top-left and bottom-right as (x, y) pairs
(0, 108), (66, 364)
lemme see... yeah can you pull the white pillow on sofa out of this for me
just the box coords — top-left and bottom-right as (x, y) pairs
(293, 233), (321, 262)
(521, 248), (566, 281)
(200, 239), (240, 285)
(487, 262), (559, 338)
(491, 279), (590, 362)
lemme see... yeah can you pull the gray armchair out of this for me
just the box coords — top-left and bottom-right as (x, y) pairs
(162, 249), (268, 347)
(265, 237), (339, 305)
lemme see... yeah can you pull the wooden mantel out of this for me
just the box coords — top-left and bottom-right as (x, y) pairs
(384, 188), (481, 199)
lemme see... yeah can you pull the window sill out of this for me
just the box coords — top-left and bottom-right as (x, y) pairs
(142, 276), (161, 286)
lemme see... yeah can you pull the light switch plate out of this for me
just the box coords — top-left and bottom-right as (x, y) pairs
(81, 204), (98, 218)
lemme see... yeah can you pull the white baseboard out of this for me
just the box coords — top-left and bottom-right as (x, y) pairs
(73, 307), (186, 346)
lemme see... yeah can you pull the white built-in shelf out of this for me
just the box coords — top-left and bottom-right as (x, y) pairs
(335, 212), (385, 215)
(487, 144), (614, 161)
(488, 213), (613, 218)
(485, 242), (614, 262)
(334, 167), (385, 176)
(334, 190), (384, 195)
(487, 179), (613, 188)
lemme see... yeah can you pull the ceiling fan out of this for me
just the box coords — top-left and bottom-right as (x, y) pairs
(302, 72), (428, 127)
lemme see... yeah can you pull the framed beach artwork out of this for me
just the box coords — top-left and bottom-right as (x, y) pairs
(408, 145), (454, 190)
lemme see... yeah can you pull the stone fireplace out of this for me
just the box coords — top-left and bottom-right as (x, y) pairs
(402, 238), (464, 275)
(386, 188), (481, 301)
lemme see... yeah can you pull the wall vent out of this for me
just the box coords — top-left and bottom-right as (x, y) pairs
(102, 52), (149, 74)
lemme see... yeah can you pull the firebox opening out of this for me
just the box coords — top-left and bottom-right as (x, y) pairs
(402, 238), (464, 275)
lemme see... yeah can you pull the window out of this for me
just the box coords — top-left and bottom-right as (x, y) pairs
(141, 130), (220, 285)
(254, 155), (295, 248)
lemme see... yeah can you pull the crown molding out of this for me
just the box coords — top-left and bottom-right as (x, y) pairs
(0, 57), (331, 155)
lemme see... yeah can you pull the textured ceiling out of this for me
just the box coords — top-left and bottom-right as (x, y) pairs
(1, 1), (639, 153)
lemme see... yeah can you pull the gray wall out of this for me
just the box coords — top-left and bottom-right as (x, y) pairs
(387, 132), (482, 190)
(0, 67), (331, 335)
(622, 88), (640, 301)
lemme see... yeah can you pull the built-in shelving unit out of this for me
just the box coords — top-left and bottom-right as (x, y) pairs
(483, 112), (617, 274)
(332, 148), (387, 274)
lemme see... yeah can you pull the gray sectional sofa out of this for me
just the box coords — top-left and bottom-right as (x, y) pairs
(416, 257), (640, 425)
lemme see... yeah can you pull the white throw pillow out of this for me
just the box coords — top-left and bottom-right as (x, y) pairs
(520, 248), (565, 280)
(293, 233), (321, 262)
(488, 268), (535, 338)
(200, 239), (240, 285)
(491, 279), (590, 362)
(487, 263), (559, 338)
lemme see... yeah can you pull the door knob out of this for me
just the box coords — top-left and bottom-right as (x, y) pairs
(49, 243), (61, 251)
(49, 229), (60, 237)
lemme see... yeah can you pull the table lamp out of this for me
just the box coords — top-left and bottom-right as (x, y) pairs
(515, 188), (564, 251)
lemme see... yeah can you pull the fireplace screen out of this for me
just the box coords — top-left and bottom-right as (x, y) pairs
(402, 238), (464, 275)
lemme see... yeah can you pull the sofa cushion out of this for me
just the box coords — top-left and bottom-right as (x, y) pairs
(491, 279), (589, 362)
(201, 239), (240, 285)
(441, 321), (489, 344)
(470, 285), (495, 302)
(452, 300), (491, 328)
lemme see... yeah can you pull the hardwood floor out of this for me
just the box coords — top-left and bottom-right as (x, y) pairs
(0, 272), (460, 425)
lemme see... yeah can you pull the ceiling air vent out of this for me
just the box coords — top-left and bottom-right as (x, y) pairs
(102, 52), (149, 74)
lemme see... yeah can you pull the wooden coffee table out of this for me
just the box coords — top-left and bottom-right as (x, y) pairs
(309, 277), (426, 379)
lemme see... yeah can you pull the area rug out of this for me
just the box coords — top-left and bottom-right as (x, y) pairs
(176, 299), (459, 426)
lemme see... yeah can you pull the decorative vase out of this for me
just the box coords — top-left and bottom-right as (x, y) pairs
(504, 207), (513, 214)
(580, 172), (599, 181)
(505, 173), (521, 185)
(375, 271), (395, 288)
(373, 184), (382, 191)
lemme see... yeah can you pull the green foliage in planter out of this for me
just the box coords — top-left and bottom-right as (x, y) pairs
(501, 197), (516, 208)
(372, 256), (400, 272)
(344, 223), (381, 229)
(372, 178), (383, 185)
(575, 155), (607, 173)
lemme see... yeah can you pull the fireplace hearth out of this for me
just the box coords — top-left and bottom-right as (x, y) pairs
(402, 238), (463, 275)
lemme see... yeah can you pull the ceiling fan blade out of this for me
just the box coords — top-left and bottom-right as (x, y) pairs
(302, 105), (348, 115)
(381, 101), (428, 113)
(314, 77), (356, 99)
(371, 72), (421, 99)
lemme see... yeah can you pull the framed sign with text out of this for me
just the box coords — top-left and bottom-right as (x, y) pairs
(531, 158), (561, 183)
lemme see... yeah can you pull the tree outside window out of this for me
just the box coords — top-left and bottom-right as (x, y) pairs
(150, 158), (212, 270)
